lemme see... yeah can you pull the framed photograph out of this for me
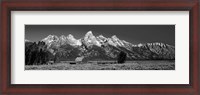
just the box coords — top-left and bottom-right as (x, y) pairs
(1, 0), (199, 95)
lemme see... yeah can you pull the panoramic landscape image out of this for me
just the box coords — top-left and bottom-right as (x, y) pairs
(25, 25), (175, 70)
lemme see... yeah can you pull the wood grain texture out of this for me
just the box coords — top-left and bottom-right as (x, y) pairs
(0, 0), (199, 95)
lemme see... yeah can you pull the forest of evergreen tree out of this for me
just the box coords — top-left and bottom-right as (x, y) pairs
(25, 41), (54, 65)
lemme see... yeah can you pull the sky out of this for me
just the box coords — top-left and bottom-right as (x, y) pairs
(25, 25), (175, 46)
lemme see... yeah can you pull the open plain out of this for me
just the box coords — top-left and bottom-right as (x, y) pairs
(25, 60), (175, 70)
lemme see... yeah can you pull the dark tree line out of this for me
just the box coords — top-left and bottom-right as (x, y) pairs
(25, 41), (53, 65)
(117, 51), (127, 63)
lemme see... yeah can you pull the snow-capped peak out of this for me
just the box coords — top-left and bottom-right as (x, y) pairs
(83, 31), (101, 47)
(84, 31), (95, 39)
(41, 35), (60, 48)
(67, 34), (75, 40)
(42, 35), (59, 43)
(87, 31), (93, 34)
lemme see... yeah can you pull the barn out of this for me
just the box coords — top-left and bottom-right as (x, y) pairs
(75, 56), (87, 63)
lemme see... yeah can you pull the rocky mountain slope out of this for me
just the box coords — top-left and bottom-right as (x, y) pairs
(26, 31), (175, 61)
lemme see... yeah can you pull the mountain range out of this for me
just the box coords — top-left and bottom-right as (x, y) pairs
(25, 31), (175, 61)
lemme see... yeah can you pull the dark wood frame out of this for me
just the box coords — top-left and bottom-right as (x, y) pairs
(0, 0), (199, 95)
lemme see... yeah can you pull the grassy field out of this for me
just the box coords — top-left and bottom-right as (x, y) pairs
(25, 60), (175, 70)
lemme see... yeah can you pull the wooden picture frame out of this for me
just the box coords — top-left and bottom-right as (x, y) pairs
(0, 0), (199, 95)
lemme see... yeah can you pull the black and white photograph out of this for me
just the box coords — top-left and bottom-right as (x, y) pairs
(25, 25), (175, 70)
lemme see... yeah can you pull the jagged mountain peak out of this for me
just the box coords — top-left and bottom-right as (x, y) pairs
(67, 34), (75, 40)
(41, 35), (60, 48)
(35, 32), (175, 60)
(111, 35), (119, 40)
(60, 35), (67, 40)
(147, 42), (170, 48)
(67, 34), (74, 38)
(137, 42), (172, 48)
(86, 31), (93, 34)
(84, 31), (95, 39)
(42, 35), (59, 42)
(83, 31), (101, 47)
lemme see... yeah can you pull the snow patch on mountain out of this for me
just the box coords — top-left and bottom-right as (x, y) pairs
(25, 39), (30, 42)
(66, 34), (82, 46)
(42, 35), (59, 43)
(59, 35), (67, 45)
(110, 35), (125, 47)
(42, 35), (60, 47)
